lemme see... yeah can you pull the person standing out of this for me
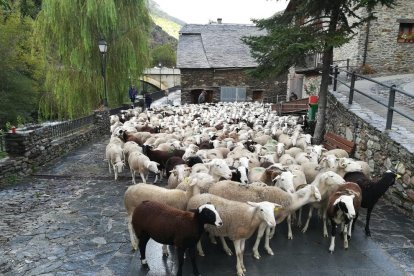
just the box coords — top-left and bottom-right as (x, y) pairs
(198, 90), (206, 104)
(144, 92), (152, 110)
(129, 85), (138, 105)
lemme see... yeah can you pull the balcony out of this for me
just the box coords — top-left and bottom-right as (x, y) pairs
(295, 53), (323, 74)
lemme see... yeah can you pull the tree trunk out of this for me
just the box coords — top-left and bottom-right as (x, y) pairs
(312, 8), (340, 144)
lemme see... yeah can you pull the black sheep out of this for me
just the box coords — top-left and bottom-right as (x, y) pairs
(185, 156), (203, 167)
(343, 170), (401, 236)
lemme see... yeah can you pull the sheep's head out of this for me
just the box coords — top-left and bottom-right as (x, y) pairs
(114, 161), (125, 173)
(146, 161), (160, 174)
(334, 194), (356, 223)
(198, 203), (223, 227)
(248, 201), (280, 227)
(273, 171), (295, 194)
(237, 166), (249, 185)
(207, 159), (232, 179)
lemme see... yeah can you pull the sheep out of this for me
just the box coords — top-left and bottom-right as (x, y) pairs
(128, 151), (160, 184)
(322, 148), (349, 159)
(284, 146), (303, 158)
(105, 143), (125, 180)
(327, 182), (362, 253)
(273, 171), (296, 239)
(301, 171), (346, 237)
(166, 164), (191, 189)
(248, 166), (284, 185)
(143, 145), (184, 180)
(343, 169), (400, 236)
(176, 173), (216, 193)
(230, 165), (249, 185)
(204, 158), (233, 181)
(123, 141), (142, 164)
(124, 179), (204, 251)
(209, 180), (321, 259)
(185, 156), (204, 167)
(187, 193), (279, 276)
(279, 153), (296, 165)
(132, 200), (222, 276)
(165, 156), (186, 178)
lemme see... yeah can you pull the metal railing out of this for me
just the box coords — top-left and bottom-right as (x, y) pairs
(263, 94), (287, 104)
(331, 65), (414, 130)
(44, 114), (95, 140)
(0, 132), (5, 152)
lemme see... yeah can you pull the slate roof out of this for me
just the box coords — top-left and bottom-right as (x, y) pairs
(177, 24), (266, 69)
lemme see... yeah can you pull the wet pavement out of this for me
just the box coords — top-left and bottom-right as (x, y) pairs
(1, 136), (414, 276)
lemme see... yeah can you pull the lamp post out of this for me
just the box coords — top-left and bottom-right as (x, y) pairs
(98, 39), (108, 107)
(158, 62), (162, 92)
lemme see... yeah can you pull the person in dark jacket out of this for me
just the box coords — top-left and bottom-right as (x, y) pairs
(144, 92), (152, 110)
(198, 90), (206, 104)
(129, 85), (138, 105)
(289, 92), (298, 101)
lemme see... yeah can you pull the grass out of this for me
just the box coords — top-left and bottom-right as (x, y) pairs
(0, 151), (7, 159)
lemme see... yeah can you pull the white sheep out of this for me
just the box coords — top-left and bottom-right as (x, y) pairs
(105, 143), (125, 180)
(187, 193), (279, 276)
(128, 151), (160, 184)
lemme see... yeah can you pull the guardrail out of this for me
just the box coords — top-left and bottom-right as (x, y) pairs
(263, 94), (287, 104)
(0, 133), (5, 152)
(330, 65), (414, 130)
(45, 114), (95, 140)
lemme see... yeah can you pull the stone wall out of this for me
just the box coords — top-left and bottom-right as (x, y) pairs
(326, 92), (414, 215)
(0, 110), (110, 184)
(180, 68), (287, 104)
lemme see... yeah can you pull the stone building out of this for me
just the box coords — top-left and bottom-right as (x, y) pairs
(177, 22), (287, 104)
(334, 0), (414, 74)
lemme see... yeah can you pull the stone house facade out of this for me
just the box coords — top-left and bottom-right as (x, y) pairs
(334, 0), (414, 73)
(177, 23), (287, 104)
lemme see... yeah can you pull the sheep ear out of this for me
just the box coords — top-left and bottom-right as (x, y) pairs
(247, 201), (258, 207)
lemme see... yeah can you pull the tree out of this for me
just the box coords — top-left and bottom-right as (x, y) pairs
(35, 0), (151, 119)
(0, 4), (44, 128)
(150, 44), (176, 67)
(243, 0), (395, 143)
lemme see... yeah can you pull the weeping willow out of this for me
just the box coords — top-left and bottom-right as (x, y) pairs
(35, 0), (150, 119)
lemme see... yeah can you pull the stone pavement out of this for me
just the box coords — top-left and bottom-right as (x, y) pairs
(334, 73), (414, 153)
(0, 136), (414, 275)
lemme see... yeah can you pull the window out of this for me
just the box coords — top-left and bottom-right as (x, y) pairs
(397, 22), (414, 43)
(220, 87), (246, 102)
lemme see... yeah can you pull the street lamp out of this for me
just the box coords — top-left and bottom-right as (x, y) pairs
(158, 62), (162, 92)
(98, 39), (108, 107)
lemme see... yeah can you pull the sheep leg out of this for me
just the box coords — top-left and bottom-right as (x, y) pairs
(297, 208), (303, 227)
(343, 224), (349, 249)
(138, 234), (150, 268)
(162, 245), (169, 257)
(264, 226), (274, 256)
(347, 218), (354, 240)
(131, 169), (136, 184)
(352, 212), (359, 232)
(140, 172), (146, 184)
(302, 207), (313, 233)
(365, 207), (373, 236)
(153, 173), (159, 184)
(219, 236), (233, 256)
(287, 214), (293, 240)
(114, 165), (118, 180)
(176, 247), (185, 276)
(233, 240), (245, 276)
(241, 239), (247, 272)
(196, 240), (205, 257)
(188, 246), (201, 276)
(329, 219), (337, 253)
(323, 211), (329, 238)
(252, 223), (266, 259)
(128, 219), (138, 250)
(208, 232), (217, 244)
(108, 160), (112, 174)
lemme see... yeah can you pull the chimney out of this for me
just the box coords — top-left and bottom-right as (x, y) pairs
(217, 18), (222, 24)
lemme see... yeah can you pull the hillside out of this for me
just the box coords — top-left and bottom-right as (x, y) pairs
(148, 0), (185, 40)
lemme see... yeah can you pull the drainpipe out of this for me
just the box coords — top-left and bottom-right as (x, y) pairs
(362, 10), (373, 66)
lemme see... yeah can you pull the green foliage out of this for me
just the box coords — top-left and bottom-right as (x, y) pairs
(151, 14), (181, 39)
(150, 44), (176, 67)
(0, 6), (45, 128)
(35, 0), (151, 119)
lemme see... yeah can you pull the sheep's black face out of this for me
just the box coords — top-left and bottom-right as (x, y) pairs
(199, 204), (223, 227)
(384, 170), (401, 186)
(338, 201), (351, 223)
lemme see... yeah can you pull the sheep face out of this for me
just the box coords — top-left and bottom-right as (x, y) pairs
(237, 166), (249, 185)
(247, 201), (279, 227)
(146, 161), (160, 174)
(273, 171), (295, 194)
(208, 159), (233, 179)
(339, 158), (362, 172)
(198, 203), (223, 227)
(276, 143), (285, 156)
(114, 161), (125, 173)
(333, 194), (356, 223)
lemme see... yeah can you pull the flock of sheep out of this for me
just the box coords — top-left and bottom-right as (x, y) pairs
(105, 102), (401, 276)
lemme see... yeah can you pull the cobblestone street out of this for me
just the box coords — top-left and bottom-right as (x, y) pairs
(1, 136), (413, 275)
